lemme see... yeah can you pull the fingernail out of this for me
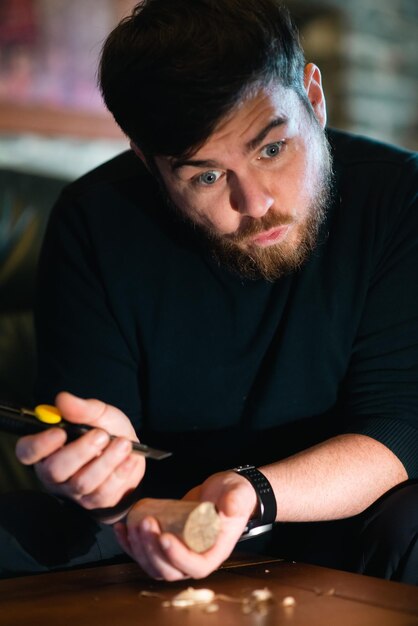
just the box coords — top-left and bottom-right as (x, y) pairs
(141, 518), (151, 532)
(161, 536), (171, 550)
(92, 430), (109, 447)
(46, 427), (66, 442)
(115, 438), (132, 454)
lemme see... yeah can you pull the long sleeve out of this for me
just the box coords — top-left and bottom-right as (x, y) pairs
(35, 186), (143, 431)
(338, 150), (418, 477)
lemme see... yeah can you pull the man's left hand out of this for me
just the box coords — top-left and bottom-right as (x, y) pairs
(113, 470), (257, 580)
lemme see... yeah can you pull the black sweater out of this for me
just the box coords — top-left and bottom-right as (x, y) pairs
(35, 129), (418, 498)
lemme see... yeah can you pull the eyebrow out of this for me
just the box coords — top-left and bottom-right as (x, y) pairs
(171, 116), (287, 172)
(246, 116), (287, 152)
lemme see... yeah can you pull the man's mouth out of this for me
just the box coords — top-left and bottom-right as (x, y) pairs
(249, 225), (292, 248)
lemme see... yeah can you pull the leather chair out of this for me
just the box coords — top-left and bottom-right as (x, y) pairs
(0, 169), (66, 492)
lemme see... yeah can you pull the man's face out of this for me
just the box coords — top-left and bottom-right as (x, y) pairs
(153, 66), (333, 280)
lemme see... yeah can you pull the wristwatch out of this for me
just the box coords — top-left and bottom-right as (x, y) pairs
(233, 465), (277, 540)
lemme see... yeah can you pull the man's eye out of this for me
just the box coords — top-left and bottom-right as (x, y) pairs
(260, 141), (284, 159)
(195, 170), (221, 186)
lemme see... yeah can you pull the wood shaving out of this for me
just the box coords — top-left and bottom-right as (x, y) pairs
(139, 590), (163, 598)
(239, 587), (275, 615)
(215, 594), (245, 604)
(314, 587), (336, 596)
(251, 588), (273, 602)
(141, 585), (276, 615)
(169, 587), (216, 607)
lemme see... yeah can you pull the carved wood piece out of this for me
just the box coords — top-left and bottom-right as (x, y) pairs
(128, 500), (221, 553)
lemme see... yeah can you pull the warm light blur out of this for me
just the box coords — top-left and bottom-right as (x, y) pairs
(0, 0), (125, 112)
(0, 0), (416, 146)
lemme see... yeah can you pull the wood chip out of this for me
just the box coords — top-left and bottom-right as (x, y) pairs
(139, 590), (163, 598)
(170, 587), (216, 607)
(314, 587), (336, 596)
(324, 588), (335, 596)
(251, 588), (273, 602)
(144, 585), (276, 615)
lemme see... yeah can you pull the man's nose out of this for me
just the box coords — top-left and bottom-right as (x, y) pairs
(229, 174), (274, 218)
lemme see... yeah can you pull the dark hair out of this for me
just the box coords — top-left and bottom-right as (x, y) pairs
(99, 0), (306, 158)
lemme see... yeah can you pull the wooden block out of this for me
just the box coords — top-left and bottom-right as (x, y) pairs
(127, 500), (221, 553)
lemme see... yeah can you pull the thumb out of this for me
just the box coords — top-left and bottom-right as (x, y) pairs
(54, 392), (138, 440)
(182, 485), (202, 502)
(54, 391), (107, 426)
(217, 486), (246, 519)
(55, 391), (126, 429)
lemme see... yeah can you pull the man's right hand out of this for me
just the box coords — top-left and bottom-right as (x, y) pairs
(15, 392), (145, 516)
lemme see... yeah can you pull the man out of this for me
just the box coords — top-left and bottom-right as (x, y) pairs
(3, 0), (417, 582)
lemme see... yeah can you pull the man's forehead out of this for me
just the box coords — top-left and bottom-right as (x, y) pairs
(167, 84), (297, 169)
(213, 82), (293, 132)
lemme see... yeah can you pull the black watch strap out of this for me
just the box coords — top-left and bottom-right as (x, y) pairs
(233, 465), (277, 540)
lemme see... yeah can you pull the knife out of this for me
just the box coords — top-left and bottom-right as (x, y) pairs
(0, 403), (172, 461)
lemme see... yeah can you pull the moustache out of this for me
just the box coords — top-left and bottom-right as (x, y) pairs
(224, 211), (294, 244)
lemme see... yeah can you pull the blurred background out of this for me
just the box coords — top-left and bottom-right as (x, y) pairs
(0, 0), (417, 491)
(0, 0), (417, 179)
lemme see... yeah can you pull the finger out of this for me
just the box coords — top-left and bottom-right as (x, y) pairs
(36, 428), (110, 485)
(15, 428), (67, 465)
(158, 533), (216, 579)
(125, 518), (166, 579)
(158, 512), (244, 579)
(66, 437), (133, 497)
(114, 522), (171, 582)
(140, 519), (188, 581)
(77, 451), (145, 508)
(129, 517), (187, 581)
(113, 522), (135, 559)
(133, 524), (168, 580)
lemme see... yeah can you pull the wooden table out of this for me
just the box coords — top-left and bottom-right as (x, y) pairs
(0, 555), (417, 626)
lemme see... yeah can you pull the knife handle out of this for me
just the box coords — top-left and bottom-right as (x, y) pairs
(0, 410), (51, 437)
(0, 407), (171, 460)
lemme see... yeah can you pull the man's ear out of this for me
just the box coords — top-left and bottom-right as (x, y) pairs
(303, 63), (327, 128)
(130, 141), (150, 171)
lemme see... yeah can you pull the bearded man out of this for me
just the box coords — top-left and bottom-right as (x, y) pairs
(2, 0), (417, 583)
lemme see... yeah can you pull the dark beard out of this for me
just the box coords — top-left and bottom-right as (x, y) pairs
(206, 191), (329, 281)
(151, 130), (334, 282)
(207, 132), (333, 281)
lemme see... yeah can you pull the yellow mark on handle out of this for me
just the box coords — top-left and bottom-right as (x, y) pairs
(34, 405), (62, 425)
